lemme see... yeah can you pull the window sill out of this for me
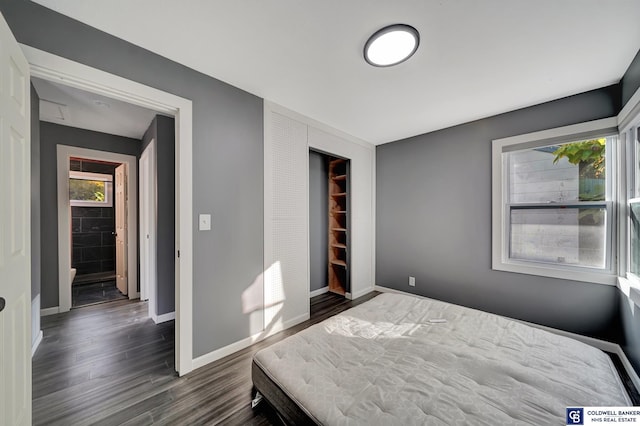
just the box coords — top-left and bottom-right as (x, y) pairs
(70, 201), (113, 208)
(493, 259), (617, 286)
(618, 277), (640, 309)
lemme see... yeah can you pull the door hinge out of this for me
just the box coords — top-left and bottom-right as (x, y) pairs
(177, 250), (180, 258)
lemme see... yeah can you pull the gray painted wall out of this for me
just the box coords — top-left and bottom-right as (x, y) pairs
(141, 115), (175, 315)
(3, 1), (263, 357)
(376, 86), (622, 341)
(30, 83), (40, 300)
(39, 122), (140, 308)
(622, 48), (640, 106)
(309, 151), (328, 292)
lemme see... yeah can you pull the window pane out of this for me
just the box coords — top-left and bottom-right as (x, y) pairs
(630, 203), (640, 275)
(69, 178), (106, 202)
(508, 139), (606, 203)
(510, 207), (606, 268)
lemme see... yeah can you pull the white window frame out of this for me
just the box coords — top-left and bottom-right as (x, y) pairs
(622, 120), (640, 289)
(492, 117), (619, 285)
(615, 79), (640, 309)
(69, 170), (113, 207)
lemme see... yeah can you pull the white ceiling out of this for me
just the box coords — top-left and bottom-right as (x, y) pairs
(32, 77), (158, 139)
(33, 0), (640, 145)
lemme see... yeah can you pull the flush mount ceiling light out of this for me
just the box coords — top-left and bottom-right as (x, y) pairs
(364, 24), (420, 67)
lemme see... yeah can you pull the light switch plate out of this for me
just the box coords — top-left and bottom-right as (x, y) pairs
(199, 214), (211, 231)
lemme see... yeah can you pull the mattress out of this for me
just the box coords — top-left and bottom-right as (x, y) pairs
(253, 292), (631, 425)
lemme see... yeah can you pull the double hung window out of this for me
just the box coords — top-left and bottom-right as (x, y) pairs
(492, 118), (618, 284)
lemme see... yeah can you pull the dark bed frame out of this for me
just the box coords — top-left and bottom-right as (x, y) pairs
(252, 360), (320, 425)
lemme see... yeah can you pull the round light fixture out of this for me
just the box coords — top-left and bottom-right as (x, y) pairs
(364, 24), (420, 67)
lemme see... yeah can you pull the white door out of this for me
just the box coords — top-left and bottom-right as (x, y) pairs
(139, 139), (157, 317)
(115, 163), (128, 295)
(0, 11), (32, 426)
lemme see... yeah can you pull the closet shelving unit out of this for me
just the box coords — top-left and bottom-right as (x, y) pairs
(328, 158), (349, 295)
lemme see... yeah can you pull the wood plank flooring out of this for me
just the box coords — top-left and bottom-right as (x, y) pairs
(33, 291), (379, 425)
(72, 280), (127, 308)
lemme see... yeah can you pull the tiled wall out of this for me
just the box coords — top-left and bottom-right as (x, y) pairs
(72, 206), (115, 275)
(71, 159), (117, 276)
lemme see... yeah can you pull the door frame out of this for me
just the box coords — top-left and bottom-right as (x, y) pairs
(140, 138), (157, 319)
(57, 148), (137, 302)
(25, 45), (194, 375)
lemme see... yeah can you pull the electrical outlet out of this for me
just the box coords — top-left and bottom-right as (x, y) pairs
(409, 276), (416, 287)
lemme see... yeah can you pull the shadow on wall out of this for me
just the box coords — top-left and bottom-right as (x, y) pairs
(242, 261), (286, 341)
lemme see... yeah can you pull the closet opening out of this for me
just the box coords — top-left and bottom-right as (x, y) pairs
(309, 150), (350, 298)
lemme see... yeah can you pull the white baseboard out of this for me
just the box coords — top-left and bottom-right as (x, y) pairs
(192, 332), (261, 371)
(375, 285), (640, 392)
(31, 330), (43, 357)
(40, 306), (60, 316)
(152, 311), (175, 324)
(31, 295), (43, 357)
(310, 287), (329, 298)
(192, 311), (310, 372)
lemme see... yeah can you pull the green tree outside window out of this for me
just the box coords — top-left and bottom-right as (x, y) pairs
(552, 138), (606, 201)
(69, 178), (106, 202)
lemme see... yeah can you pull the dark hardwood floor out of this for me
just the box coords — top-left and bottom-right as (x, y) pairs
(72, 280), (127, 308)
(33, 290), (380, 425)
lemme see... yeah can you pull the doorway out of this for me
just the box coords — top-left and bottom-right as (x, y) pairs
(68, 157), (128, 308)
(57, 146), (138, 310)
(25, 44), (195, 375)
